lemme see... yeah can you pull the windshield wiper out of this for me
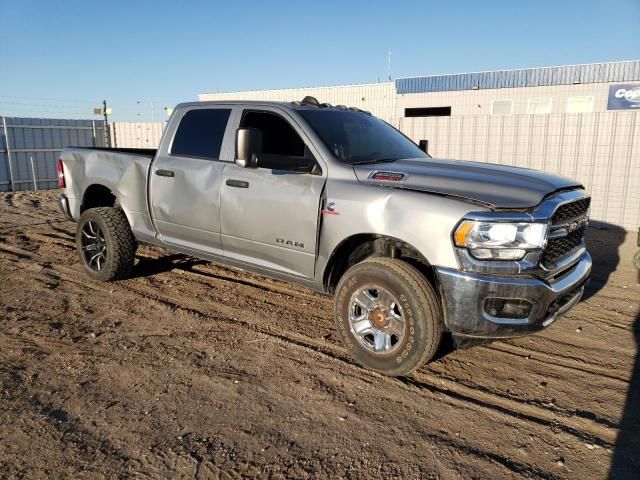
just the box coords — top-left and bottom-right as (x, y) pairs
(350, 158), (398, 165)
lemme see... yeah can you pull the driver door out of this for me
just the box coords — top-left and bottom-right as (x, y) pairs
(220, 108), (326, 279)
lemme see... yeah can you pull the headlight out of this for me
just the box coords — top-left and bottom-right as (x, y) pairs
(454, 221), (548, 260)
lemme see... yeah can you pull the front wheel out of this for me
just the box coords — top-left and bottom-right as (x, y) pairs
(76, 207), (137, 281)
(334, 257), (443, 377)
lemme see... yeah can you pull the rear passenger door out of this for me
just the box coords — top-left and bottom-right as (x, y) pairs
(149, 106), (235, 253)
(220, 108), (326, 279)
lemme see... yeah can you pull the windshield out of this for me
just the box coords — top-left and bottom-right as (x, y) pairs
(298, 109), (429, 164)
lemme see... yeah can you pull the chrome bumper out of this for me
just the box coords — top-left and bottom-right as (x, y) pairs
(436, 251), (592, 338)
(57, 194), (73, 221)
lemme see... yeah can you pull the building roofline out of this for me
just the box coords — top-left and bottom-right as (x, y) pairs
(197, 60), (640, 99)
(395, 59), (640, 81)
(198, 81), (393, 98)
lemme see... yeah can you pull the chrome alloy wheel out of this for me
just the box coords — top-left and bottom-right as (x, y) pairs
(81, 220), (107, 271)
(348, 285), (406, 354)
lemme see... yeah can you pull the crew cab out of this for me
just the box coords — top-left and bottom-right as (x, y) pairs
(57, 97), (592, 376)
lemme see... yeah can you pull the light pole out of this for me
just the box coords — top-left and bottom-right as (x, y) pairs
(93, 100), (112, 147)
(103, 99), (110, 147)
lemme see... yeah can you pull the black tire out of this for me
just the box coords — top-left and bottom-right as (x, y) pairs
(76, 207), (137, 281)
(334, 257), (443, 377)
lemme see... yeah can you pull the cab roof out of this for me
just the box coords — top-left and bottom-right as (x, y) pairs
(175, 96), (371, 114)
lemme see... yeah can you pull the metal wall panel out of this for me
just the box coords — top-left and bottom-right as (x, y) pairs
(111, 122), (165, 148)
(400, 111), (640, 230)
(396, 61), (640, 94)
(0, 116), (106, 192)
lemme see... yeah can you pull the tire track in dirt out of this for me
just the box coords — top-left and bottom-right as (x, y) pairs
(23, 232), (76, 253)
(0, 220), (68, 232)
(567, 307), (636, 329)
(171, 263), (327, 311)
(430, 369), (620, 430)
(487, 343), (629, 383)
(3, 386), (134, 476)
(411, 431), (564, 480)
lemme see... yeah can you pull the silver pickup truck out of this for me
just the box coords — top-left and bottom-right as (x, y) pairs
(57, 97), (591, 376)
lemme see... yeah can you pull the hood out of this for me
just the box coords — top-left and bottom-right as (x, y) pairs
(353, 158), (582, 209)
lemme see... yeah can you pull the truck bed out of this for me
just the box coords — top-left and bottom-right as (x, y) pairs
(59, 146), (157, 241)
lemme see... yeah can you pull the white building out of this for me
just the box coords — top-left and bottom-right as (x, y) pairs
(198, 61), (640, 230)
(199, 60), (640, 122)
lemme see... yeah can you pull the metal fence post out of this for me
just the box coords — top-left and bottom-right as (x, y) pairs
(1, 117), (16, 191)
(103, 100), (111, 147)
(92, 121), (97, 147)
(30, 156), (38, 190)
(111, 122), (117, 147)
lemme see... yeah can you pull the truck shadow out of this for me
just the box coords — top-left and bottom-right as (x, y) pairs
(583, 223), (626, 300)
(130, 254), (207, 279)
(609, 311), (640, 479)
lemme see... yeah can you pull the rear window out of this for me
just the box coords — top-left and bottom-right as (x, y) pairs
(171, 108), (231, 159)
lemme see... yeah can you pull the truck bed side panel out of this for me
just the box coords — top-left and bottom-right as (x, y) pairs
(61, 148), (156, 242)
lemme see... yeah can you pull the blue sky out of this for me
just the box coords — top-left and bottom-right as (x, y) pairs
(0, 0), (638, 121)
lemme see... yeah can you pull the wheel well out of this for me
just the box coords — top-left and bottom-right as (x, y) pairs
(323, 234), (437, 294)
(81, 184), (116, 213)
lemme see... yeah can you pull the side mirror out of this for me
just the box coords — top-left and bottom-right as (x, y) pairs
(235, 127), (262, 168)
(418, 139), (429, 154)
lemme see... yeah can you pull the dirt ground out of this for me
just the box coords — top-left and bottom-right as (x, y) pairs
(0, 190), (638, 479)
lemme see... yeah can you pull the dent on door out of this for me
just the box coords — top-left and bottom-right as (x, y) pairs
(151, 158), (225, 251)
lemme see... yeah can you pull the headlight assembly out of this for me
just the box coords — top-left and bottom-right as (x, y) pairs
(453, 221), (548, 261)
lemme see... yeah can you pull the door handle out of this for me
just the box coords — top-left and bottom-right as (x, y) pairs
(226, 179), (249, 188)
(155, 169), (175, 177)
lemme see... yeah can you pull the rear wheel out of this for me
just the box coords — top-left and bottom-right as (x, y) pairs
(76, 207), (137, 281)
(334, 257), (443, 376)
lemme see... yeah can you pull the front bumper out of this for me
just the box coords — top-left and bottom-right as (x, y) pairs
(57, 194), (73, 221)
(436, 251), (592, 338)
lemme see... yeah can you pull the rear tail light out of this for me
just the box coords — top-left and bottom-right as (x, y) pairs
(57, 159), (66, 188)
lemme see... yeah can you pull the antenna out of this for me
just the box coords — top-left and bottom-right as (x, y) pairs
(387, 50), (392, 81)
